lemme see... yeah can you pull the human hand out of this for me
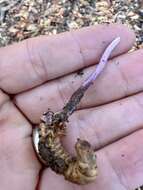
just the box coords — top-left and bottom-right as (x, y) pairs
(0, 24), (142, 190)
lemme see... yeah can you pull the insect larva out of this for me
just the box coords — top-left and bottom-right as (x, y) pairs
(33, 112), (97, 184)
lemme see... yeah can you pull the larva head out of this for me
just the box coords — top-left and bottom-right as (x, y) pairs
(75, 139), (95, 160)
(75, 138), (97, 177)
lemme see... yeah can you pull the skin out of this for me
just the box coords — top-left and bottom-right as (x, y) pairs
(0, 24), (143, 190)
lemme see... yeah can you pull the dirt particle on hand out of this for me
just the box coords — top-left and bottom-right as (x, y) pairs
(76, 69), (84, 77)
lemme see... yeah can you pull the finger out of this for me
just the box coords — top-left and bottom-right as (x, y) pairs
(15, 49), (143, 123)
(30, 91), (143, 158)
(62, 92), (143, 153)
(0, 91), (41, 189)
(39, 130), (143, 190)
(0, 24), (135, 93)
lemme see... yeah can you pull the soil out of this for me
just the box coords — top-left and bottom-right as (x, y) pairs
(0, 0), (142, 49)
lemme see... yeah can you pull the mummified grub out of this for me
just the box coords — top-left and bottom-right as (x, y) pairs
(33, 110), (97, 185)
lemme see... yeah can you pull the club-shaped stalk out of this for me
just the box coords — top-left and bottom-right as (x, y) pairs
(82, 37), (121, 88)
(55, 37), (121, 122)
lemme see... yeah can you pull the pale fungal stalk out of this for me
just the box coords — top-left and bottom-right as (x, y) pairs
(82, 37), (121, 88)
(59, 36), (121, 119)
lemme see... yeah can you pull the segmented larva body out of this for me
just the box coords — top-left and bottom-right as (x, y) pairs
(38, 122), (72, 174)
(33, 111), (97, 185)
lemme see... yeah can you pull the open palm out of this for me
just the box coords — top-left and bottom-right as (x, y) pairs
(0, 24), (142, 190)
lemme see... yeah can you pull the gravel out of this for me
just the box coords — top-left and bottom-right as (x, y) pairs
(0, 0), (142, 49)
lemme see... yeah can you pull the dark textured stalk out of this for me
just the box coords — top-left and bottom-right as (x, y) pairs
(57, 37), (121, 121)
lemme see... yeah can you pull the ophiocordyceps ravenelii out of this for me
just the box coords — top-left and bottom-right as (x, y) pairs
(32, 37), (120, 185)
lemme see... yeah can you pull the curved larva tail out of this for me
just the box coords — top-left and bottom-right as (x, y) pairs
(64, 139), (98, 184)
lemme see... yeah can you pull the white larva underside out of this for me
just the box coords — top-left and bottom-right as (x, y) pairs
(32, 127), (40, 154)
(32, 127), (47, 165)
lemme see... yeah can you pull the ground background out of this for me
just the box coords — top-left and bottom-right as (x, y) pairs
(0, 0), (143, 189)
(0, 0), (142, 49)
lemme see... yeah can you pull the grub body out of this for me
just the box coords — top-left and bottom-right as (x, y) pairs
(38, 121), (72, 174)
(35, 110), (97, 184)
